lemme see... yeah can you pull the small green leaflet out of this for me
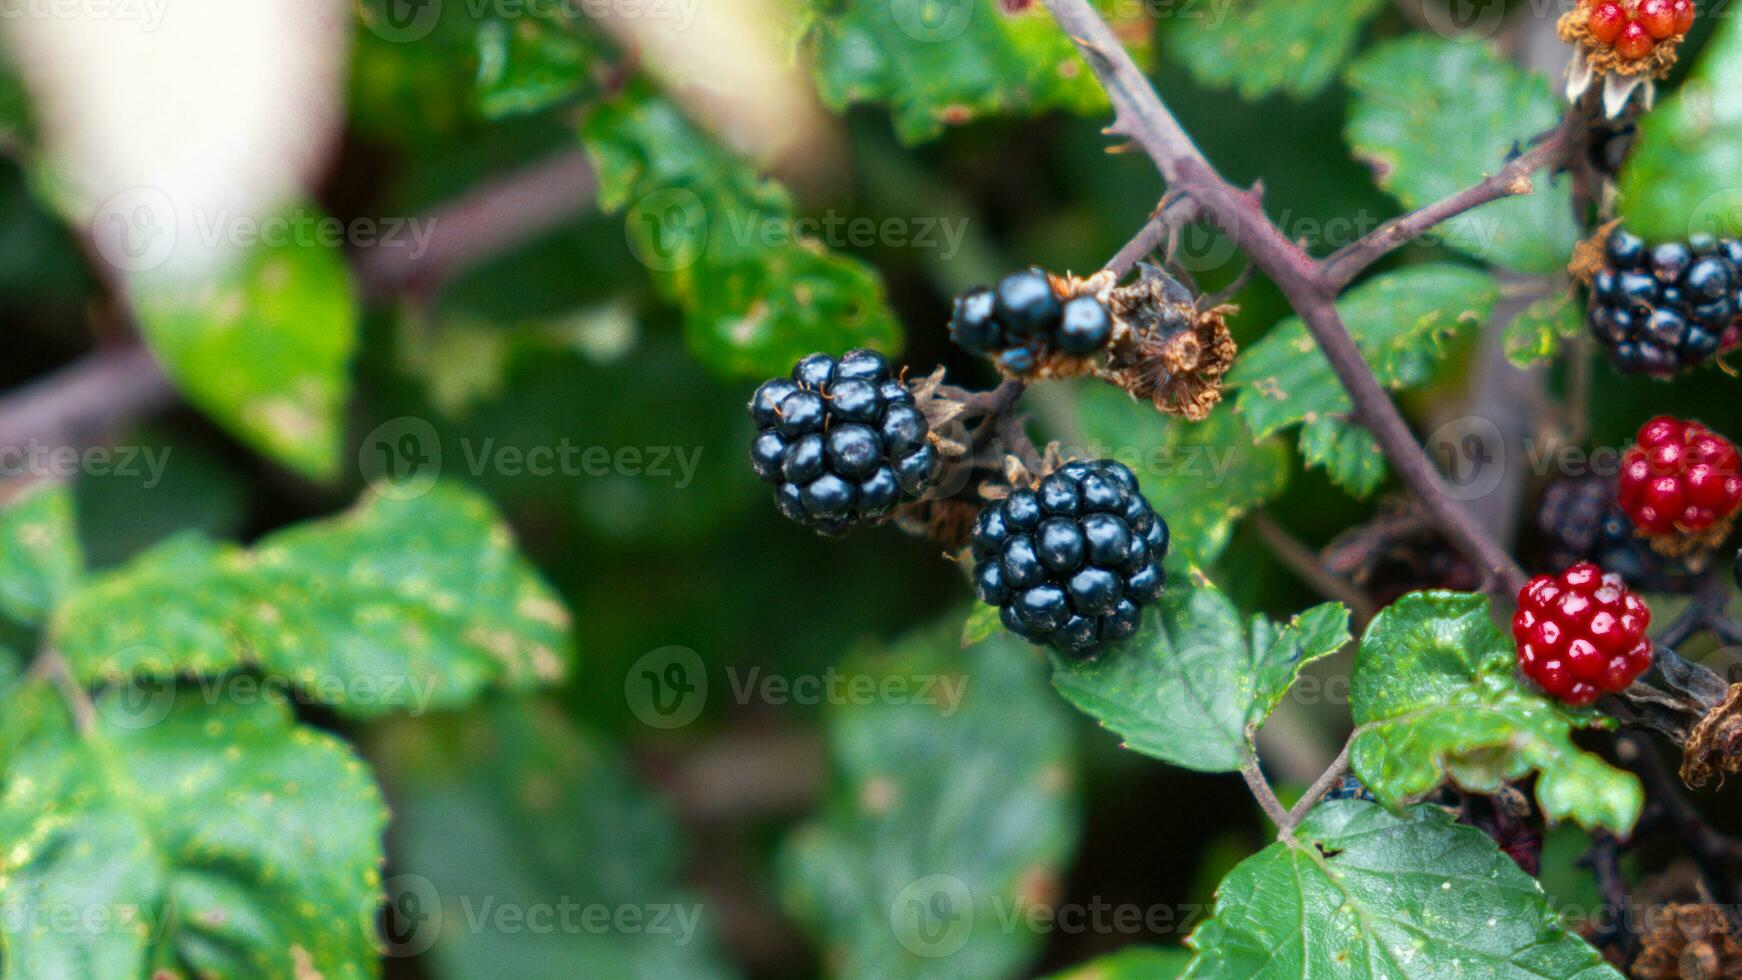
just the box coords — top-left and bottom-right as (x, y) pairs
(474, 15), (597, 118)
(130, 202), (359, 480)
(583, 82), (901, 379)
(378, 700), (735, 978)
(961, 602), (1002, 647)
(1164, 0), (1386, 101)
(1048, 946), (1191, 979)
(1052, 580), (1349, 773)
(1183, 800), (1621, 978)
(779, 618), (1077, 979)
(0, 481), (82, 625)
(1346, 37), (1581, 275)
(0, 695), (388, 979)
(51, 482), (573, 717)
(1618, 12), (1742, 240)
(1075, 385), (1289, 567)
(1505, 291), (1583, 368)
(1348, 591), (1642, 835)
(802, 0), (1150, 144)
(1230, 264), (1497, 496)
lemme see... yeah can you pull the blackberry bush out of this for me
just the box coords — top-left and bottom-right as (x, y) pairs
(969, 459), (1168, 658)
(1587, 226), (1742, 375)
(748, 350), (939, 537)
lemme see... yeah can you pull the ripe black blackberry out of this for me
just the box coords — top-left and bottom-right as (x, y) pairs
(949, 267), (1114, 371)
(1587, 226), (1742, 376)
(1533, 473), (1658, 588)
(969, 459), (1168, 658)
(748, 350), (938, 537)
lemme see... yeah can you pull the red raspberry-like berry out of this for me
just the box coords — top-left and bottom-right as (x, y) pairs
(1671, 0), (1696, 33)
(1589, 1), (1627, 42)
(1618, 415), (1742, 538)
(1615, 19), (1655, 59)
(1513, 563), (1652, 706)
(1639, 0), (1678, 36)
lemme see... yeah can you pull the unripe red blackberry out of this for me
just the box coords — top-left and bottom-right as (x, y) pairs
(1618, 415), (1742, 553)
(1512, 563), (1652, 706)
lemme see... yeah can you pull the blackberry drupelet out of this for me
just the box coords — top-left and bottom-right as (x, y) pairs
(1588, 226), (1742, 376)
(748, 350), (938, 537)
(949, 267), (1114, 368)
(969, 459), (1169, 658)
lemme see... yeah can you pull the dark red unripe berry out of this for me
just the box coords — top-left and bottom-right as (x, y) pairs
(1618, 416), (1742, 537)
(1513, 563), (1652, 706)
(1639, 0), (1677, 37)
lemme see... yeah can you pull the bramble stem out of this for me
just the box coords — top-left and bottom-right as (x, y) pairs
(1043, 0), (1532, 599)
(1240, 757), (1293, 835)
(1285, 736), (1355, 827)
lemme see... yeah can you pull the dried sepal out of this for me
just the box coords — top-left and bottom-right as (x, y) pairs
(1097, 265), (1237, 421)
(1679, 682), (1742, 788)
(909, 366), (971, 457)
(1639, 514), (1735, 564)
(893, 497), (981, 552)
(1568, 218), (1623, 286)
(1632, 903), (1742, 979)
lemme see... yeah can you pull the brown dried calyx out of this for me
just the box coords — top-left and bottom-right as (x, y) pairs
(1632, 904), (1742, 979)
(1100, 264), (1237, 422)
(1680, 683), (1742, 788)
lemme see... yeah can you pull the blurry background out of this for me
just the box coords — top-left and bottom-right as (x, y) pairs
(3, 0), (1742, 976)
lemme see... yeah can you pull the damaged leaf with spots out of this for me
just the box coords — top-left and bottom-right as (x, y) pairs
(0, 695), (388, 979)
(50, 482), (573, 717)
(0, 480), (82, 626)
(1183, 800), (1621, 978)
(1348, 592), (1643, 835)
(778, 615), (1077, 978)
(1230, 264), (1497, 496)
(583, 82), (900, 379)
(1165, 0), (1386, 101)
(131, 202), (359, 481)
(802, 0), (1151, 144)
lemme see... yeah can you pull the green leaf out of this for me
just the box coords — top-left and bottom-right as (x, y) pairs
(0, 481), (82, 625)
(1076, 386), (1290, 566)
(1049, 946), (1191, 979)
(1230, 264), (1498, 495)
(1618, 14), (1742, 240)
(1164, 0), (1385, 101)
(1183, 800), (1621, 978)
(1505, 291), (1583, 368)
(1349, 592), (1642, 835)
(583, 83), (901, 378)
(376, 700), (735, 978)
(802, 0), (1149, 144)
(131, 203), (358, 480)
(52, 482), (572, 717)
(1052, 580), (1348, 773)
(474, 16), (597, 119)
(961, 603), (1002, 648)
(779, 618), (1077, 978)
(1345, 36), (1581, 274)
(0, 694), (388, 978)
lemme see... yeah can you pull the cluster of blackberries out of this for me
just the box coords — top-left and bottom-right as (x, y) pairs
(950, 268), (1114, 373)
(1589, 227), (1741, 375)
(748, 351), (938, 537)
(969, 459), (1168, 658)
(1534, 474), (1657, 587)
